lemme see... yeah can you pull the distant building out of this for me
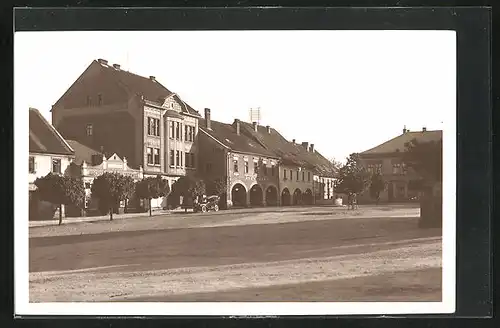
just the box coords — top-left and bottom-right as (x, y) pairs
(29, 107), (75, 220)
(52, 58), (201, 189)
(198, 109), (280, 208)
(358, 126), (442, 203)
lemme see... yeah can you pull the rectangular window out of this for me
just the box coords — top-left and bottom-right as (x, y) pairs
(244, 161), (249, 174)
(184, 125), (188, 141)
(98, 94), (103, 106)
(170, 150), (174, 167)
(85, 182), (91, 189)
(190, 126), (195, 141)
(254, 161), (259, 174)
(176, 150), (180, 166)
(191, 153), (195, 168)
(283, 169), (287, 180)
(290, 170), (293, 180)
(392, 163), (401, 175)
(272, 164), (275, 176)
(29, 156), (35, 173)
(86, 124), (93, 136)
(308, 172), (311, 181)
(148, 117), (160, 136)
(296, 171), (299, 181)
(402, 162), (408, 175)
(206, 163), (212, 173)
(263, 165), (267, 176)
(86, 96), (91, 106)
(233, 159), (239, 172)
(302, 171), (305, 181)
(52, 158), (61, 174)
(175, 122), (180, 140)
(147, 147), (153, 165)
(153, 148), (160, 165)
(170, 121), (175, 139)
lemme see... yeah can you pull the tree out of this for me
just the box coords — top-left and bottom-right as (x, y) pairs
(34, 173), (85, 225)
(369, 172), (386, 205)
(403, 138), (443, 183)
(403, 138), (443, 228)
(334, 153), (370, 195)
(135, 175), (170, 216)
(206, 177), (228, 197)
(91, 172), (135, 220)
(171, 176), (206, 212)
(330, 157), (344, 172)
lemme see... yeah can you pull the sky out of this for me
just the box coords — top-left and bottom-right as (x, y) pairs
(15, 30), (455, 162)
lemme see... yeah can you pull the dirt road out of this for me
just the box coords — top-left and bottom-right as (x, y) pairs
(29, 206), (441, 302)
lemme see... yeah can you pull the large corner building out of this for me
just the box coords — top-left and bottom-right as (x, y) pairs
(52, 58), (201, 187)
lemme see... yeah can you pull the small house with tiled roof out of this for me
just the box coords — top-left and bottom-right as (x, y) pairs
(29, 107), (75, 190)
(52, 58), (201, 189)
(197, 108), (281, 208)
(358, 126), (443, 203)
(29, 107), (75, 220)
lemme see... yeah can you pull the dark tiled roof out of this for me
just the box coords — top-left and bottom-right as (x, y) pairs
(240, 122), (337, 177)
(29, 108), (74, 156)
(199, 119), (277, 158)
(360, 130), (443, 155)
(66, 140), (102, 165)
(96, 60), (200, 116)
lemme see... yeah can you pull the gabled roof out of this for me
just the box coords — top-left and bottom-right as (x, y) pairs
(66, 140), (102, 165)
(240, 122), (337, 177)
(29, 108), (74, 156)
(199, 119), (277, 158)
(360, 130), (443, 155)
(96, 59), (200, 116)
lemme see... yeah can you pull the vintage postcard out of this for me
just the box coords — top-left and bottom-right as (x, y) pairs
(15, 30), (456, 316)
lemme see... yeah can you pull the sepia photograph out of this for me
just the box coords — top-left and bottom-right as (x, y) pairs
(15, 29), (456, 315)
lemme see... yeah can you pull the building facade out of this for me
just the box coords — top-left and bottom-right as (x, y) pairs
(52, 58), (201, 189)
(29, 108), (75, 220)
(358, 127), (443, 203)
(239, 122), (337, 205)
(198, 109), (280, 208)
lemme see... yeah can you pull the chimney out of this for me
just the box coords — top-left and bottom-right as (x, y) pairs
(422, 127), (427, 132)
(309, 144), (315, 152)
(301, 142), (309, 150)
(266, 125), (271, 134)
(150, 76), (156, 82)
(204, 108), (211, 130)
(403, 125), (408, 134)
(97, 58), (108, 65)
(234, 119), (240, 135)
(292, 139), (296, 144)
(113, 63), (121, 70)
(252, 122), (258, 132)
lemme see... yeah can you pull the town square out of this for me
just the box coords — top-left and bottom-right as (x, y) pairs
(19, 30), (450, 305)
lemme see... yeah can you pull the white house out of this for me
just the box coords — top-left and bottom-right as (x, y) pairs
(29, 107), (75, 219)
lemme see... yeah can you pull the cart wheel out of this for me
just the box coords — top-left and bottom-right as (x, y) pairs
(214, 204), (219, 212)
(201, 205), (207, 213)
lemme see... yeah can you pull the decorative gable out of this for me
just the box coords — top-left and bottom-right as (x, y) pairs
(162, 96), (183, 113)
